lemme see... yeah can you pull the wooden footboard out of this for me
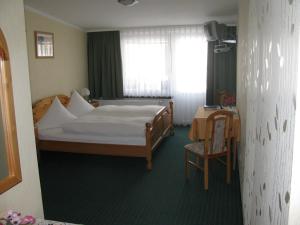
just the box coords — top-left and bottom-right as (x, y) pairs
(145, 101), (174, 170)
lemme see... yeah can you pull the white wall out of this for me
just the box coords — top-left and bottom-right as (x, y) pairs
(237, 0), (300, 224)
(236, 0), (249, 196)
(0, 0), (44, 218)
(288, 14), (300, 224)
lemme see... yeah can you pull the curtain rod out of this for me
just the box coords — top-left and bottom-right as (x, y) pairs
(87, 24), (204, 33)
(87, 23), (237, 33)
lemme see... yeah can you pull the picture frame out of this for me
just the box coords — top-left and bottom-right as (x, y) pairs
(35, 31), (54, 58)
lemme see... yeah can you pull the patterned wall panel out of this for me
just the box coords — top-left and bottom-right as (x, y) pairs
(237, 0), (299, 224)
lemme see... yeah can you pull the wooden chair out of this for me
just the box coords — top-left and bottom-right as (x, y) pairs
(184, 110), (233, 190)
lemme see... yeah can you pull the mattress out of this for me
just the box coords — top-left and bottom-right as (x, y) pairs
(38, 104), (165, 146)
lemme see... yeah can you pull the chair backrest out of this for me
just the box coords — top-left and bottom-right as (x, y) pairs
(204, 110), (233, 155)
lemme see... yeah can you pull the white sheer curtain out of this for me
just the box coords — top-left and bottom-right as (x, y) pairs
(121, 28), (171, 97)
(120, 26), (207, 125)
(171, 27), (207, 124)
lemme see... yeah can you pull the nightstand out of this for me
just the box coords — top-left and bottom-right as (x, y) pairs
(89, 100), (100, 107)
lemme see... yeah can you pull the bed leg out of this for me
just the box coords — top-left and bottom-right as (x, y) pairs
(170, 127), (175, 136)
(145, 123), (152, 170)
(169, 101), (174, 136)
(146, 158), (152, 170)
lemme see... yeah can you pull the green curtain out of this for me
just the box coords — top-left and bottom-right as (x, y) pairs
(87, 31), (123, 99)
(206, 27), (237, 105)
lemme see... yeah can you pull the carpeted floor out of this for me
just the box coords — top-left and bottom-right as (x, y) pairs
(39, 127), (243, 225)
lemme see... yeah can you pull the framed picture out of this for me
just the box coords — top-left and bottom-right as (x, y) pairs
(35, 31), (54, 58)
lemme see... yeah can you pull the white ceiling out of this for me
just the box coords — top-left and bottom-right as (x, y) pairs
(24, 0), (238, 31)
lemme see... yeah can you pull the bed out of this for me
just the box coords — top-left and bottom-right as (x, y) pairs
(33, 95), (174, 170)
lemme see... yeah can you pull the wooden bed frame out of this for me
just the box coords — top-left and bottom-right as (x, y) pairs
(32, 95), (174, 170)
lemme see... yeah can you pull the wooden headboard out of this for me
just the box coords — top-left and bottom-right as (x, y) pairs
(32, 95), (70, 124)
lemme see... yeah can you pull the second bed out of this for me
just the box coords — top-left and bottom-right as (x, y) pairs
(33, 95), (174, 170)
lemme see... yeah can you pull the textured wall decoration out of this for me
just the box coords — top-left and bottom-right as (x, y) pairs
(237, 0), (299, 224)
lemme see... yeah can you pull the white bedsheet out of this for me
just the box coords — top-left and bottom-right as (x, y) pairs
(38, 105), (165, 145)
(92, 105), (164, 117)
(61, 105), (164, 137)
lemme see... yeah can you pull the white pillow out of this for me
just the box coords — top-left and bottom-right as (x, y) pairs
(67, 90), (94, 117)
(37, 97), (77, 130)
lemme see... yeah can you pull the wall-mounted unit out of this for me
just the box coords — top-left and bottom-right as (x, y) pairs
(204, 21), (237, 54)
(204, 21), (219, 41)
(213, 43), (231, 53)
(118, 0), (139, 6)
(204, 21), (236, 43)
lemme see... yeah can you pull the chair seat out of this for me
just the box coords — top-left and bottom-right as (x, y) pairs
(184, 142), (205, 155)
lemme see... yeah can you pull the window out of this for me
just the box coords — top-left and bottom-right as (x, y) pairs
(172, 35), (207, 94)
(121, 40), (170, 96)
(120, 26), (208, 124)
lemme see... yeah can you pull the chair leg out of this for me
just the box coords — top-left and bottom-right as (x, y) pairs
(226, 150), (231, 184)
(204, 157), (209, 190)
(185, 150), (190, 180)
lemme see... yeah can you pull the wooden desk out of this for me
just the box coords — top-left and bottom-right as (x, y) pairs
(188, 106), (241, 168)
(189, 107), (240, 141)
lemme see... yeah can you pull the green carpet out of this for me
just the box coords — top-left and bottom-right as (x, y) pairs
(39, 127), (243, 225)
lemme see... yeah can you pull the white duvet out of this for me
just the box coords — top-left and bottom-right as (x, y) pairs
(61, 105), (165, 137)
